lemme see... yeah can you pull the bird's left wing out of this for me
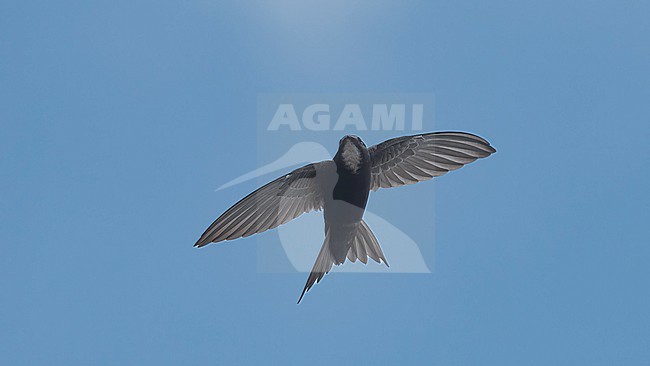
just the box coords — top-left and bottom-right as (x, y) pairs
(195, 160), (337, 247)
(368, 132), (496, 191)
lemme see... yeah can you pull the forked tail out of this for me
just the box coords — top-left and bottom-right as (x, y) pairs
(297, 220), (389, 303)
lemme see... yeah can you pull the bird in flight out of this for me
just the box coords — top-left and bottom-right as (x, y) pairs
(195, 132), (496, 303)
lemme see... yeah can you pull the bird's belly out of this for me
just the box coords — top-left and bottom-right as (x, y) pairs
(324, 171), (370, 225)
(324, 199), (365, 226)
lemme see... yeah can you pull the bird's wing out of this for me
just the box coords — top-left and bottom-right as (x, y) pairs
(195, 160), (337, 247)
(368, 132), (496, 191)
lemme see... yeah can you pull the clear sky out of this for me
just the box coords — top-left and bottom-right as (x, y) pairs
(2, 1), (649, 365)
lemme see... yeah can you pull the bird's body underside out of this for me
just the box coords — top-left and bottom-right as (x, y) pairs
(195, 132), (496, 303)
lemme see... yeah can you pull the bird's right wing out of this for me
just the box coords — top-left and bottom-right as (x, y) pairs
(368, 132), (496, 191)
(195, 160), (337, 247)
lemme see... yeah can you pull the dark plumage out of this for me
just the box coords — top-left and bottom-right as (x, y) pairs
(195, 132), (496, 303)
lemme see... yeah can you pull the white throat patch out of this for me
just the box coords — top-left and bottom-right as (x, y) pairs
(341, 143), (362, 173)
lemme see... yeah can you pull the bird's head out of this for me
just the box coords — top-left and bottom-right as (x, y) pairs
(336, 135), (368, 173)
(338, 135), (366, 149)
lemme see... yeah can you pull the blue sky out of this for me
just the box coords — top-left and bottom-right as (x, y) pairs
(2, 1), (650, 365)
